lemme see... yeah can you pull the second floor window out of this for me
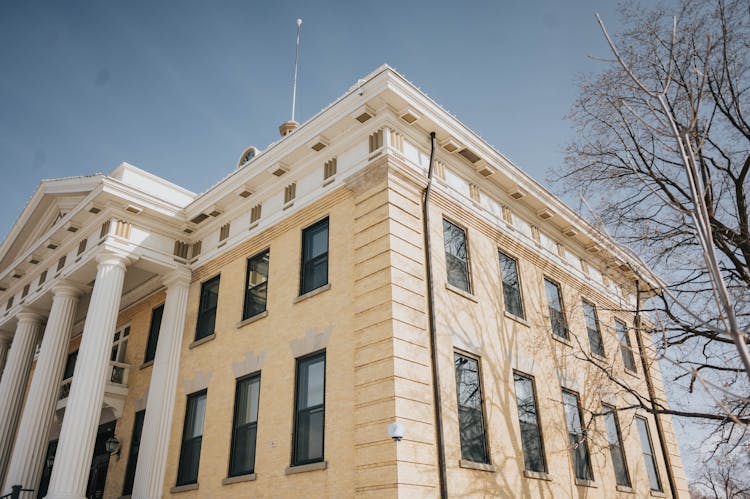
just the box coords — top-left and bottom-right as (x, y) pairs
(443, 219), (471, 293)
(636, 416), (663, 492)
(300, 218), (329, 295)
(195, 276), (220, 341)
(454, 352), (489, 464)
(243, 250), (269, 320)
(144, 304), (164, 363)
(293, 352), (326, 466)
(602, 404), (630, 488)
(229, 374), (261, 477)
(562, 389), (593, 481)
(544, 278), (567, 339)
(582, 300), (605, 357)
(615, 319), (637, 372)
(176, 390), (207, 486)
(513, 372), (546, 473)
(499, 252), (524, 318)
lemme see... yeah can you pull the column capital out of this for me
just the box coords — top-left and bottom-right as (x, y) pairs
(95, 250), (134, 270)
(52, 280), (86, 299)
(16, 308), (45, 324)
(163, 266), (191, 289)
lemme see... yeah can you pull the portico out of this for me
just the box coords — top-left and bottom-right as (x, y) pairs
(0, 165), (195, 498)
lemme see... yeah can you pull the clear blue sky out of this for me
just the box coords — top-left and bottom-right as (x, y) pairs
(0, 0), (624, 238)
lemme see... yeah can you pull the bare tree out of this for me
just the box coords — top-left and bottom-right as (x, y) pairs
(553, 0), (750, 449)
(690, 446), (750, 498)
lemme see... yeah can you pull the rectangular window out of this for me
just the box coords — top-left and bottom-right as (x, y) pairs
(562, 389), (593, 481)
(292, 352), (326, 466)
(122, 410), (146, 495)
(143, 304), (164, 363)
(582, 300), (605, 357)
(443, 219), (471, 293)
(513, 372), (546, 472)
(602, 404), (630, 487)
(499, 252), (524, 318)
(544, 278), (567, 339)
(616, 319), (637, 372)
(636, 416), (663, 492)
(195, 276), (220, 341)
(229, 374), (261, 477)
(176, 390), (207, 486)
(300, 218), (329, 295)
(454, 353), (490, 464)
(63, 350), (78, 380)
(243, 250), (269, 320)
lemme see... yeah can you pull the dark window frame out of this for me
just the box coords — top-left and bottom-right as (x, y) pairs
(228, 372), (261, 477)
(176, 389), (207, 486)
(292, 350), (326, 467)
(562, 388), (594, 481)
(63, 350), (78, 380)
(243, 249), (270, 320)
(195, 275), (220, 341)
(122, 409), (146, 495)
(143, 304), (164, 363)
(543, 277), (568, 339)
(499, 250), (525, 319)
(299, 218), (330, 296)
(512, 371), (547, 473)
(442, 218), (472, 294)
(454, 350), (491, 464)
(582, 299), (605, 357)
(615, 319), (637, 373)
(636, 415), (663, 492)
(602, 403), (631, 487)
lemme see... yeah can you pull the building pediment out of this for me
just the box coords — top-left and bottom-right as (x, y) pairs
(0, 176), (103, 274)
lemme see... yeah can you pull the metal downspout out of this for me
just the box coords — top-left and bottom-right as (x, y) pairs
(423, 131), (448, 498)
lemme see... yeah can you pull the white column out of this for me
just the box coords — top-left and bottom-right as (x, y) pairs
(0, 331), (11, 381)
(4, 282), (82, 493)
(132, 267), (191, 499)
(0, 310), (44, 485)
(45, 252), (130, 499)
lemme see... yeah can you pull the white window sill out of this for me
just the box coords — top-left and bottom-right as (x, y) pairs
(222, 473), (256, 485)
(189, 333), (216, 349)
(524, 470), (552, 481)
(504, 310), (529, 327)
(294, 283), (331, 304)
(459, 459), (495, 472)
(624, 367), (639, 379)
(236, 310), (268, 329)
(446, 283), (478, 303)
(285, 461), (327, 475)
(170, 483), (198, 494)
(617, 484), (635, 493)
(551, 333), (573, 348)
(575, 478), (597, 488)
(650, 490), (666, 497)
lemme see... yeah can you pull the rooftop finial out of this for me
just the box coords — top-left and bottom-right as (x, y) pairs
(279, 18), (303, 137)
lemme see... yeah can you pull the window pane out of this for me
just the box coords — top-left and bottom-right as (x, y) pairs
(636, 417), (663, 491)
(500, 252), (524, 318)
(144, 304), (164, 363)
(603, 406), (630, 487)
(562, 390), (593, 480)
(243, 251), (269, 319)
(616, 320), (637, 371)
(122, 410), (145, 495)
(454, 353), (489, 464)
(230, 375), (261, 476)
(443, 220), (471, 292)
(63, 351), (77, 380)
(300, 219), (329, 294)
(293, 353), (326, 465)
(544, 279), (567, 339)
(582, 301), (604, 356)
(196, 276), (220, 340)
(177, 391), (206, 485)
(514, 373), (545, 472)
